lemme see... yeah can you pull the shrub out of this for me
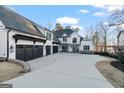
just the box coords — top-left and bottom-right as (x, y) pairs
(94, 52), (118, 59)
(118, 51), (124, 64)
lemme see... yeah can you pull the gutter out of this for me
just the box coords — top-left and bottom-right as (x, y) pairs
(6, 29), (11, 61)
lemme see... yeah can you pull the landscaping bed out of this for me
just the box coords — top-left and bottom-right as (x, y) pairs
(0, 62), (25, 82)
(96, 60), (124, 88)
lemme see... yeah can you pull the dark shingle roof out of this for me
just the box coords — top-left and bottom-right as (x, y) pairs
(0, 6), (45, 38)
(53, 29), (74, 38)
(53, 34), (61, 43)
(117, 30), (124, 38)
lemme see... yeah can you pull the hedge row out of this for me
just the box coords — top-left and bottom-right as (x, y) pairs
(94, 52), (118, 59)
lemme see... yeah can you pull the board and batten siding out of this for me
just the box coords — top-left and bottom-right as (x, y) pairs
(0, 21), (7, 57)
(0, 31), (7, 57)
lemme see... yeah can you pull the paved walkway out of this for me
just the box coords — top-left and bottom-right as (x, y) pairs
(4, 53), (113, 88)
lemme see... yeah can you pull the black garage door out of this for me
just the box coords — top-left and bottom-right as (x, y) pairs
(46, 46), (51, 56)
(16, 45), (25, 61)
(16, 45), (43, 61)
(33, 45), (43, 59)
(53, 46), (58, 53)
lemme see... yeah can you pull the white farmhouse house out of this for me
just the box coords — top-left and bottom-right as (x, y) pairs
(0, 6), (61, 61)
(117, 30), (124, 50)
(54, 29), (81, 52)
(79, 39), (94, 53)
(0, 6), (47, 61)
(54, 29), (94, 53)
(0, 6), (94, 62)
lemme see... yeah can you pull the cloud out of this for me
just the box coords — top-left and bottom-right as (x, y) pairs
(92, 5), (106, 8)
(78, 9), (88, 13)
(93, 5), (124, 13)
(103, 21), (109, 25)
(71, 25), (83, 30)
(56, 17), (79, 25)
(106, 6), (124, 12)
(93, 12), (105, 16)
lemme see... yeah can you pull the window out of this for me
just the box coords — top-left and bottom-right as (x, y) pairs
(46, 32), (51, 40)
(73, 38), (77, 43)
(63, 37), (67, 42)
(83, 45), (90, 51)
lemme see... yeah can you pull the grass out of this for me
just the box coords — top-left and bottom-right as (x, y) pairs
(96, 60), (124, 88)
(0, 62), (24, 82)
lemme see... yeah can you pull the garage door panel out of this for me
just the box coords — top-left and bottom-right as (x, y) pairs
(24, 45), (33, 61)
(33, 46), (39, 59)
(16, 45), (25, 61)
(46, 46), (51, 56)
(53, 46), (58, 53)
(37, 46), (43, 57)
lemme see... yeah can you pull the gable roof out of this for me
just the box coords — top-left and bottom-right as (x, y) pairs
(0, 6), (45, 38)
(53, 29), (74, 38)
(117, 30), (124, 38)
(53, 34), (61, 43)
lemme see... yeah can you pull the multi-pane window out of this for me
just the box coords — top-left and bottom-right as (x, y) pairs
(63, 37), (67, 42)
(46, 32), (51, 40)
(73, 38), (77, 43)
(83, 45), (90, 51)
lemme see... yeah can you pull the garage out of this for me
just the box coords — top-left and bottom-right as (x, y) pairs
(33, 45), (43, 59)
(53, 46), (58, 53)
(46, 46), (51, 56)
(16, 45), (43, 61)
(16, 45), (25, 61)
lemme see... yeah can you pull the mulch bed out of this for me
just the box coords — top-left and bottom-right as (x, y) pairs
(96, 60), (124, 88)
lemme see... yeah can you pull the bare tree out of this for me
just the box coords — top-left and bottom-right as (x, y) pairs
(84, 25), (94, 40)
(98, 21), (115, 53)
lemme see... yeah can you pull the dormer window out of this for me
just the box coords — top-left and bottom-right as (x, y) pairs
(73, 38), (77, 43)
(63, 36), (67, 42)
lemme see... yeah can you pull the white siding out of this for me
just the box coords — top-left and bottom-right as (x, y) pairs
(8, 29), (45, 59)
(0, 31), (7, 57)
(69, 32), (80, 44)
(79, 41), (94, 51)
(58, 32), (80, 44)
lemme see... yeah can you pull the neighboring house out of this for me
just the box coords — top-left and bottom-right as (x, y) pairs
(117, 30), (124, 51)
(79, 39), (94, 53)
(54, 29), (94, 53)
(0, 6), (60, 61)
(54, 29), (81, 52)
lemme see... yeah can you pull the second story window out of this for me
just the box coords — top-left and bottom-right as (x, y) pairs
(73, 38), (77, 43)
(46, 32), (51, 40)
(63, 37), (67, 42)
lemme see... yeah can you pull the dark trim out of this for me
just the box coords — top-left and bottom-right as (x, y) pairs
(7, 29), (12, 61)
(52, 42), (60, 44)
(13, 34), (46, 43)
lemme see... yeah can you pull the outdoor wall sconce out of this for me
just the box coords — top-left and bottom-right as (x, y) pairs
(10, 45), (14, 53)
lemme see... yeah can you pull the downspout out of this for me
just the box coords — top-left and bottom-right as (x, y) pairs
(6, 29), (11, 61)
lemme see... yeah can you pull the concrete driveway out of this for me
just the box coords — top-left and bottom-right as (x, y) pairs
(4, 53), (113, 88)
